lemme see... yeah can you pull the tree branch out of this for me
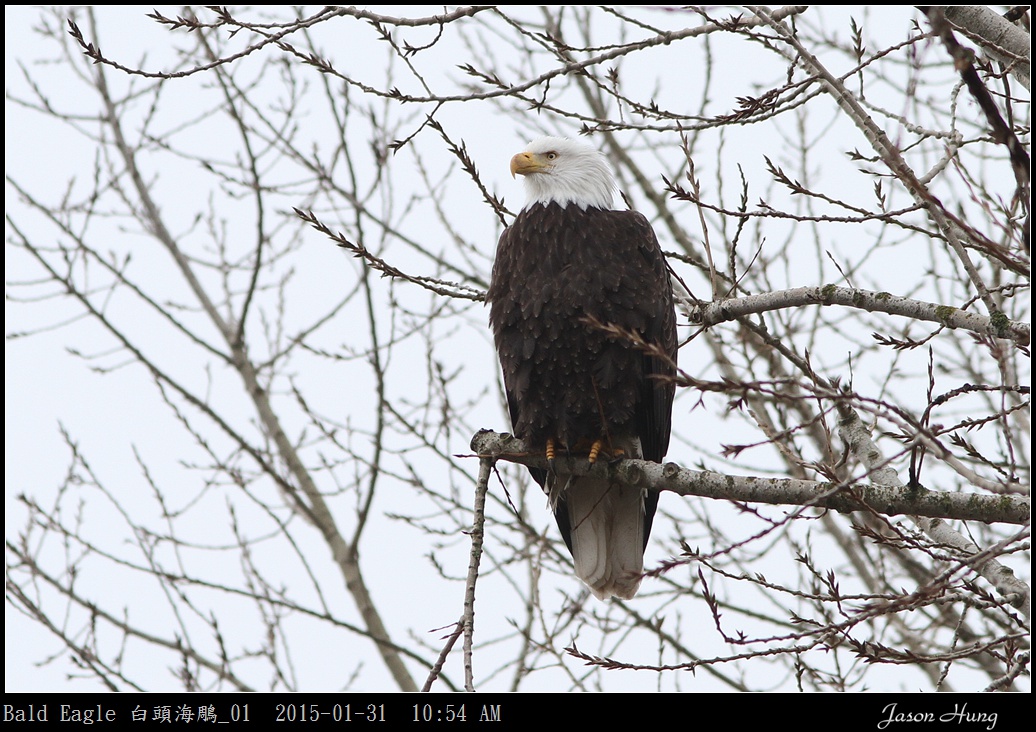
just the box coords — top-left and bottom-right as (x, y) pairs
(469, 430), (1030, 526)
(690, 285), (1030, 346)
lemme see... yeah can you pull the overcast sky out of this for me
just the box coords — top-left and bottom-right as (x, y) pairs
(6, 5), (1029, 695)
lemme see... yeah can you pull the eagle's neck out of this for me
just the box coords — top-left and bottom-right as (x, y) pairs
(521, 169), (615, 211)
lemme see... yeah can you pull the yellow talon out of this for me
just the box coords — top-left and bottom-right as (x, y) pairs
(587, 439), (604, 465)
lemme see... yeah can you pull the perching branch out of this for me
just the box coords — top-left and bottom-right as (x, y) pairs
(469, 430), (1030, 526)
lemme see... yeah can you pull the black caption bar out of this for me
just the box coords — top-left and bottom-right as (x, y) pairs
(2, 692), (1025, 728)
(3, 696), (510, 727)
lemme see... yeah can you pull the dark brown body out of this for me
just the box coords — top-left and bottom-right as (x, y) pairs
(487, 201), (677, 577)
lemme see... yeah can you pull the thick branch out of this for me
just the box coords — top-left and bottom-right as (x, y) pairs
(942, 6), (1031, 91)
(691, 285), (1029, 346)
(470, 431), (1029, 526)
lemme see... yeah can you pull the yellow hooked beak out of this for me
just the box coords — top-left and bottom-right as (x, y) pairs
(510, 151), (551, 178)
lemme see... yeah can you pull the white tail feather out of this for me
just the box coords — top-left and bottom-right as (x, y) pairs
(566, 477), (647, 599)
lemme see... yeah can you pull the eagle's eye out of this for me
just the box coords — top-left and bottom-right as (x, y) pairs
(545, 152), (558, 160)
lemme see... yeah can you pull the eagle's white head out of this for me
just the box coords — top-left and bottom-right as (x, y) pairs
(510, 136), (616, 211)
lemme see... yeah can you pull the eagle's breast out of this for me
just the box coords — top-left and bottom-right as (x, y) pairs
(487, 202), (662, 450)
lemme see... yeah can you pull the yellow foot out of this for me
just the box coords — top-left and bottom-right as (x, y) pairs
(546, 437), (557, 475)
(587, 440), (626, 467)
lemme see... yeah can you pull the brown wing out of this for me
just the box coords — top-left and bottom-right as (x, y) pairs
(487, 203), (677, 549)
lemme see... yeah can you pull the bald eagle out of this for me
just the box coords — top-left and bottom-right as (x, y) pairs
(487, 136), (677, 600)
